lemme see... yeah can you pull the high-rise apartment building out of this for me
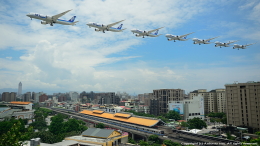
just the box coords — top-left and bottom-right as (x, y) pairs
(189, 89), (226, 115)
(152, 89), (185, 115)
(225, 82), (260, 131)
(18, 82), (22, 97)
(23, 92), (31, 102)
(1, 92), (16, 102)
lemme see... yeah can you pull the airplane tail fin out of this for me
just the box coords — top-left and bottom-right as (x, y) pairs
(69, 16), (76, 22)
(117, 24), (123, 29)
(154, 30), (159, 35)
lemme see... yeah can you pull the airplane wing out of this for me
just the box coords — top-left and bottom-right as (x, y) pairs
(205, 36), (219, 42)
(179, 32), (194, 38)
(107, 20), (125, 28)
(147, 27), (164, 34)
(52, 9), (72, 21)
(227, 40), (239, 44)
(245, 43), (256, 46)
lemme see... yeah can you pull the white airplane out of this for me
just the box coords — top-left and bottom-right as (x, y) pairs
(214, 40), (239, 48)
(233, 43), (256, 50)
(86, 20), (126, 33)
(26, 10), (78, 26)
(131, 27), (164, 38)
(192, 36), (219, 45)
(165, 32), (194, 42)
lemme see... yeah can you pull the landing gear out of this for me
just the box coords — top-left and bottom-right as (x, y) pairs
(103, 31), (105, 33)
(31, 18), (32, 20)
(50, 22), (53, 26)
(174, 40), (176, 42)
(143, 36), (144, 38)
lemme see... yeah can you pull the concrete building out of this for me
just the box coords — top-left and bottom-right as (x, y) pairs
(170, 95), (205, 121)
(23, 92), (31, 102)
(1, 92), (16, 102)
(144, 93), (153, 106)
(0, 101), (34, 120)
(33, 92), (45, 103)
(150, 99), (159, 116)
(189, 89), (226, 115)
(225, 81), (260, 132)
(17, 82), (22, 97)
(152, 89), (185, 115)
(39, 94), (48, 102)
(69, 91), (79, 101)
(65, 128), (128, 146)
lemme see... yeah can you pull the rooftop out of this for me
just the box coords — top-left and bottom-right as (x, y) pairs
(80, 110), (160, 127)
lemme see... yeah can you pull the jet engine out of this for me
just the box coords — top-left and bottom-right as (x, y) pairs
(41, 21), (48, 25)
(95, 28), (99, 31)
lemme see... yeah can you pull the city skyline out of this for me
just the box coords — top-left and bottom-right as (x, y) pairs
(0, 0), (260, 94)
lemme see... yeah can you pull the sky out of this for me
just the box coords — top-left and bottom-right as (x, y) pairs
(0, 0), (260, 95)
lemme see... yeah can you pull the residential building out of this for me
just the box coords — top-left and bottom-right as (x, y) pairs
(151, 89), (185, 115)
(225, 81), (260, 132)
(1, 92), (16, 102)
(39, 94), (48, 102)
(189, 89), (226, 114)
(23, 92), (31, 102)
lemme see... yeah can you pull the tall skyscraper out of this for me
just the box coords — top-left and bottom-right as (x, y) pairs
(18, 82), (22, 97)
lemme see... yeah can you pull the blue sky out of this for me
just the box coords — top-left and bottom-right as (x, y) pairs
(0, 0), (259, 94)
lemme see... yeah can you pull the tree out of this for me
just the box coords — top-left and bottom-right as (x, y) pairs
(148, 134), (160, 144)
(139, 140), (149, 146)
(95, 123), (105, 129)
(49, 114), (64, 135)
(0, 121), (33, 146)
(187, 117), (207, 129)
(165, 111), (181, 121)
(128, 137), (136, 144)
(29, 120), (47, 131)
(163, 140), (181, 146)
(30, 131), (64, 144)
(248, 131), (260, 145)
(63, 118), (87, 133)
(180, 122), (189, 128)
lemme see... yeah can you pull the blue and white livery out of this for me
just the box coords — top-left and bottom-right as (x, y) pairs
(26, 9), (79, 26)
(165, 32), (194, 42)
(131, 27), (164, 38)
(86, 20), (126, 33)
(233, 43), (256, 50)
(215, 40), (239, 48)
(192, 36), (219, 45)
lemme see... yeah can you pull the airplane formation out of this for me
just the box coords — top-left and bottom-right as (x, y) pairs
(26, 9), (256, 50)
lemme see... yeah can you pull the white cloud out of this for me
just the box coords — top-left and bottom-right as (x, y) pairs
(1, 0), (259, 94)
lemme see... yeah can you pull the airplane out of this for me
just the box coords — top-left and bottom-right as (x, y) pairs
(165, 32), (194, 42)
(131, 27), (164, 38)
(86, 20), (126, 33)
(26, 10), (79, 26)
(233, 43), (256, 50)
(214, 40), (239, 48)
(192, 36), (219, 45)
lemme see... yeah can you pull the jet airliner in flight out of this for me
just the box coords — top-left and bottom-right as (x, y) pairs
(26, 10), (78, 26)
(86, 20), (126, 33)
(131, 27), (164, 38)
(192, 36), (219, 45)
(165, 32), (194, 42)
(214, 40), (238, 48)
(233, 43), (256, 50)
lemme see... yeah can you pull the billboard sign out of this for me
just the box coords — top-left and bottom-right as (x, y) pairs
(169, 103), (184, 115)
